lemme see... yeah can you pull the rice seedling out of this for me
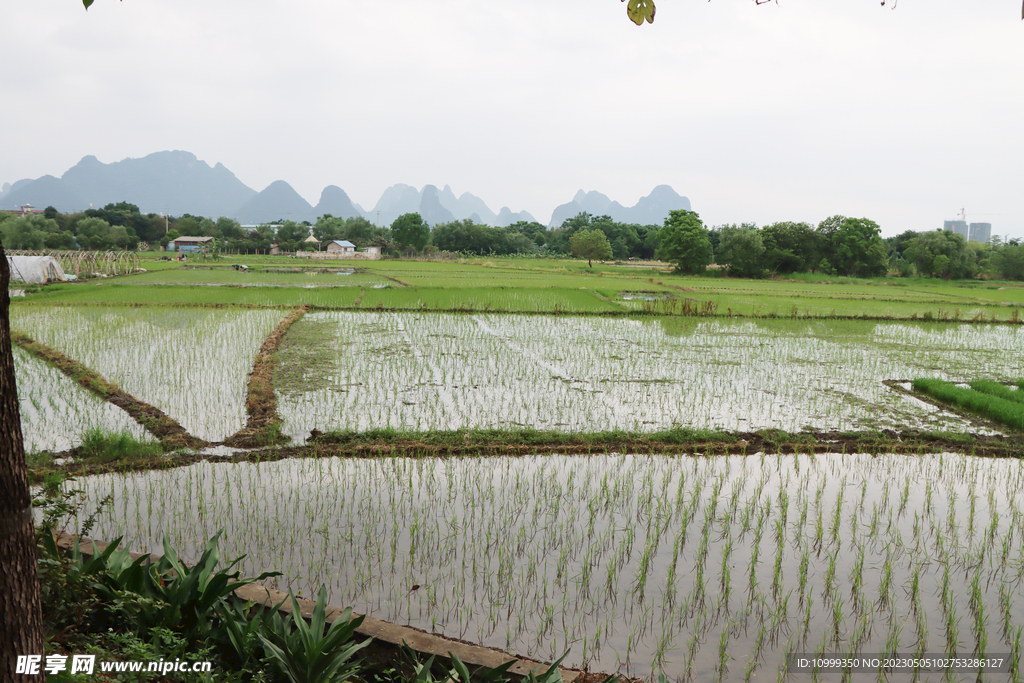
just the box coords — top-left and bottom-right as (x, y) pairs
(970, 379), (1024, 405)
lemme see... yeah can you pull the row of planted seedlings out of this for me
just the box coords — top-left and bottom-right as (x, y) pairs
(275, 313), (1024, 443)
(70, 449), (1024, 681)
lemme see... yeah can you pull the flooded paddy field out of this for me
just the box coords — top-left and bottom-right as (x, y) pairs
(275, 313), (1024, 442)
(14, 346), (153, 452)
(12, 306), (286, 442)
(71, 451), (1024, 681)
(122, 266), (392, 288)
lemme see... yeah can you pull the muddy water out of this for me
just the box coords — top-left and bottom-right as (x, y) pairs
(72, 452), (1024, 681)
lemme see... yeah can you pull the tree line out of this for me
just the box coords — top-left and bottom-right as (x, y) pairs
(4, 204), (1022, 280)
(652, 211), (1024, 281)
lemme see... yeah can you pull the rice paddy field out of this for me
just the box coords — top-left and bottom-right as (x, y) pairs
(125, 266), (393, 288)
(13, 257), (1024, 681)
(14, 346), (153, 453)
(12, 305), (286, 442)
(274, 313), (1021, 441)
(71, 452), (1024, 680)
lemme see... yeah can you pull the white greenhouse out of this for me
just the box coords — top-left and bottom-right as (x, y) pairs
(6, 255), (68, 284)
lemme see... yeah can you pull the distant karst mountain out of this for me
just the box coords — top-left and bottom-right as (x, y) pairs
(548, 185), (691, 227)
(0, 151), (256, 217)
(364, 183), (535, 228)
(1, 175), (87, 213)
(314, 185), (363, 221)
(418, 185), (456, 226)
(235, 180), (315, 224)
(0, 151), (688, 231)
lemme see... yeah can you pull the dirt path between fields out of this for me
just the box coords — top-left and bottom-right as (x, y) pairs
(223, 306), (308, 448)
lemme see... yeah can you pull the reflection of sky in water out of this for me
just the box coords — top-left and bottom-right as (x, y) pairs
(74, 452), (1024, 680)
(278, 314), (1020, 441)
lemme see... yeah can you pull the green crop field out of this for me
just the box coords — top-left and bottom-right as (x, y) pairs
(16, 256), (1024, 321)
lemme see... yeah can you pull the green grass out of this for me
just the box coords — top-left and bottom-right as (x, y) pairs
(76, 428), (165, 463)
(912, 378), (1024, 431)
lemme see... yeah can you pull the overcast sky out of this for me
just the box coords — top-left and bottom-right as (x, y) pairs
(3, 0), (1022, 237)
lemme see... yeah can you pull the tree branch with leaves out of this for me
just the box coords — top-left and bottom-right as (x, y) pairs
(618, 0), (1023, 26)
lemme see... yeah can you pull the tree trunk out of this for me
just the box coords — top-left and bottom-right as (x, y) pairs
(0, 242), (46, 680)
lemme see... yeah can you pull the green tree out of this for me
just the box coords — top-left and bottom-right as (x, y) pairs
(313, 215), (347, 243)
(0, 216), (53, 250)
(904, 230), (973, 279)
(716, 224), (766, 278)
(215, 217), (244, 241)
(275, 221), (309, 252)
(431, 220), (533, 255)
(762, 221), (818, 274)
(832, 218), (888, 277)
(992, 243), (1024, 280)
(508, 220), (548, 247)
(569, 229), (613, 267)
(85, 202), (155, 243)
(657, 210), (712, 275)
(74, 216), (136, 250)
(177, 216), (199, 235)
(44, 231), (76, 250)
(885, 230), (920, 264)
(391, 213), (430, 252)
(341, 216), (386, 249)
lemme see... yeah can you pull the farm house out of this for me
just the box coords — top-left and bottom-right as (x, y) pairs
(326, 240), (355, 253)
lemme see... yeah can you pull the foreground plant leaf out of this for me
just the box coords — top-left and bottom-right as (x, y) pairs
(624, 0), (656, 26)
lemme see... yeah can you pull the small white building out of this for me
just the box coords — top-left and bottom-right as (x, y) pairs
(326, 240), (356, 253)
